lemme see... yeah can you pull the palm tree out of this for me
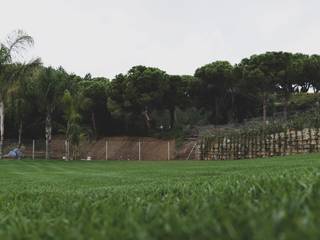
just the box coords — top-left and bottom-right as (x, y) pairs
(7, 63), (40, 145)
(62, 90), (91, 160)
(34, 67), (67, 159)
(0, 30), (40, 158)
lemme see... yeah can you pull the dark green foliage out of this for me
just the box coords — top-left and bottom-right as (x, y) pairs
(3, 46), (320, 139)
(79, 78), (111, 137)
(194, 61), (236, 124)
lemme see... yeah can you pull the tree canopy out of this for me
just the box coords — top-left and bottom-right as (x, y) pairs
(2, 31), (320, 145)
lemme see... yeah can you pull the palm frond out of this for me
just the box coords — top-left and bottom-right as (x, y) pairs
(6, 30), (34, 58)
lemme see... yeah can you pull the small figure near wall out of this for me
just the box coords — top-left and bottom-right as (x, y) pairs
(4, 146), (25, 159)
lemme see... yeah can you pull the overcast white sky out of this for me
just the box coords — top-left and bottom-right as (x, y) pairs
(1, 0), (319, 78)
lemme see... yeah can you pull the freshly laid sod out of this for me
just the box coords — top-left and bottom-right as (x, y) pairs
(1, 155), (320, 240)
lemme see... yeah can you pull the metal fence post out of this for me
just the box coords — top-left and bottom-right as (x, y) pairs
(32, 140), (35, 160)
(68, 140), (70, 160)
(106, 140), (108, 160)
(138, 140), (141, 161)
(65, 140), (68, 160)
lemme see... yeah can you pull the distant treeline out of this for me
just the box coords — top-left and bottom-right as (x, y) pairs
(1, 31), (320, 156)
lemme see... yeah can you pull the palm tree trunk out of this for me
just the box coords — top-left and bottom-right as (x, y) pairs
(0, 100), (4, 159)
(45, 109), (52, 160)
(143, 108), (151, 129)
(91, 111), (97, 138)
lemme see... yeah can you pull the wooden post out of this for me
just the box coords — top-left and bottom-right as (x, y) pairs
(225, 136), (228, 160)
(309, 128), (312, 153)
(278, 133), (281, 156)
(235, 134), (238, 160)
(228, 136), (230, 160)
(295, 130), (299, 154)
(289, 130), (294, 155)
(255, 133), (259, 158)
(242, 133), (245, 159)
(255, 132), (258, 158)
(267, 132), (271, 157)
(278, 132), (282, 156)
(204, 138), (208, 160)
(248, 132), (251, 159)
(221, 137), (225, 160)
(213, 137), (216, 160)
(301, 129), (304, 153)
(249, 132), (253, 159)
(241, 133), (245, 159)
(272, 132), (276, 156)
(218, 136), (222, 160)
(246, 132), (249, 159)
(316, 128), (319, 152)
(68, 140), (70, 160)
(240, 133), (243, 159)
(232, 135), (236, 160)
(317, 128), (319, 152)
(253, 132), (256, 158)
(251, 132), (254, 159)
(200, 139), (204, 160)
(284, 129), (287, 156)
(229, 136), (232, 160)
(261, 130), (265, 157)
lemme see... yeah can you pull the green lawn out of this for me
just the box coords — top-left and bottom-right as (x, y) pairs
(1, 155), (320, 240)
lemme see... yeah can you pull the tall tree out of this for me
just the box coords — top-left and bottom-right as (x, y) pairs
(161, 75), (189, 128)
(273, 52), (303, 120)
(109, 66), (168, 132)
(0, 30), (39, 158)
(240, 53), (278, 123)
(194, 61), (234, 124)
(79, 77), (110, 138)
(62, 90), (91, 160)
(304, 55), (320, 93)
(6, 62), (41, 145)
(35, 67), (66, 159)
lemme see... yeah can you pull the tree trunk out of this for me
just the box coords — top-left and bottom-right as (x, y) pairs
(0, 100), (4, 159)
(143, 108), (151, 129)
(169, 107), (175, 129)
(262, 95), (267, 124)
(91, 111), (97, 138)
(18, 120), (23, 147)
(45, 109), (52, 160)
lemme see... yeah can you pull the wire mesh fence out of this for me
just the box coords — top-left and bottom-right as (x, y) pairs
(1, 137), (176, 161)
(2, 139), (50, 159)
